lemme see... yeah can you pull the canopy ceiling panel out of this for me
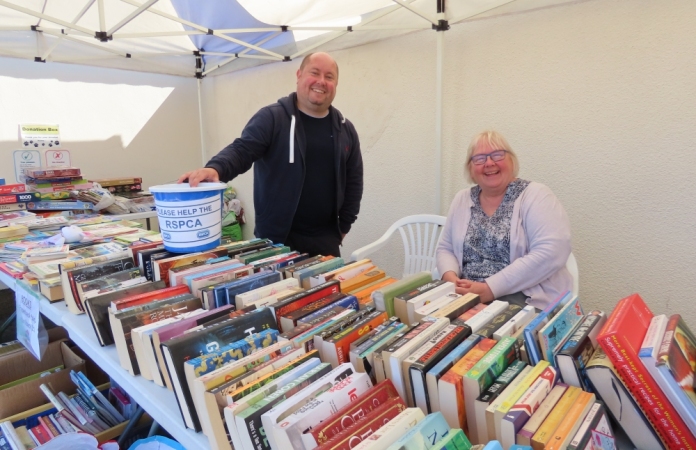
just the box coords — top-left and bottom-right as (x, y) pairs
(0, 0), (579, 77)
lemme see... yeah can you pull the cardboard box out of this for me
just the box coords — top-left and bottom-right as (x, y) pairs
(0, 339), (85, 418)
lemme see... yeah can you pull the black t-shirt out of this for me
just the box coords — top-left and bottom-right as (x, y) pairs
(290, 111), (337, 235)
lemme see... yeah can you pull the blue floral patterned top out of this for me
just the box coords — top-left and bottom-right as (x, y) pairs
(461, 179), (531, 281)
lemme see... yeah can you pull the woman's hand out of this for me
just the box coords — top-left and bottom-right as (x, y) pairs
(455, 279), (495, 303)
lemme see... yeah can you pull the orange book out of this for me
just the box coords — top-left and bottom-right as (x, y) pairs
(351, 277), (396, 306)
(323, 310), (389, 367)
(340, 268), (386, 292)
(544, 392), (596, 450)
(531, 386), (582, 450)
(110, 284), (190, 311)
(438, 338), (496, 431)
(458, 303), (487, 322)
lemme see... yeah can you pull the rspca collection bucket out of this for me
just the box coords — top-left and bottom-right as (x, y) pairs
(149, 182), (227, 253)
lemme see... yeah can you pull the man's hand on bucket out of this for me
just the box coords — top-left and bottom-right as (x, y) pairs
(178, 168), (220, 187)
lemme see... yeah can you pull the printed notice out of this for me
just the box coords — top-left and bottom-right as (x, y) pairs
(15, 281), (46, 360)
(19, 124), (61, 148)
(13, 150), (42, 183)
(45, 149), (72, 167)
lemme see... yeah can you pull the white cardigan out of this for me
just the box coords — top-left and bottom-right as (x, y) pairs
(436, 181), (572, 310)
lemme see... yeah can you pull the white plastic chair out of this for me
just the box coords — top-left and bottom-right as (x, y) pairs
(566, 252), (579, 297)
(350, 214), (446, 279)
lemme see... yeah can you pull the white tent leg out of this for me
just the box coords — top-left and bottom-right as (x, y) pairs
(197, 78), (206, 167)
(434, 17), (444, 215)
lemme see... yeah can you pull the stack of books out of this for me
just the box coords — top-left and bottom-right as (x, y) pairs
(90, 177), (143, 194)
(22, 167), (94, 212)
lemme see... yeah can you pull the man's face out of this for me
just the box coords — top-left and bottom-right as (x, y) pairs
(296, 53), (338, 116)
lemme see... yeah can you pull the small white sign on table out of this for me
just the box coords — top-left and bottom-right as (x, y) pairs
(13, 150), (41, 183)
(19, 123), (61, 149)
(45, 149), (72, 167)
(15, 281), (47, 360)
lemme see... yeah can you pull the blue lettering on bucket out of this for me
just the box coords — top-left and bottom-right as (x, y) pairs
(197, 230), (210, 238)
(164, 219), (204, 229)
(162, 232), (171, 240)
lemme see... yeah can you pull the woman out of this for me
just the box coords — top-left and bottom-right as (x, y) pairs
(436, 130), (572, 310)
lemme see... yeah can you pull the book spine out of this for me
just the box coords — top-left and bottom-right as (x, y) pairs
(333, 312), (388, 365)
(599, 332), (695, 449)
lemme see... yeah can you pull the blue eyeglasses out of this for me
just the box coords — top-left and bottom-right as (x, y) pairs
(470, 149), (508, 165)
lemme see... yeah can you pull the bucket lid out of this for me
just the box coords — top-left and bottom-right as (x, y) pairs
(149, 182), (227, 193)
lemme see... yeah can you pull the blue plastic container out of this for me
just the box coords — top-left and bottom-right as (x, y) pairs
(149, 182), (227, 253)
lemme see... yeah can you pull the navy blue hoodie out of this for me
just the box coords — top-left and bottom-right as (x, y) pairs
(205, 92), (364, 244)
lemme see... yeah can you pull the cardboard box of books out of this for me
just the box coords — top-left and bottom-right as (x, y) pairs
(0, 340), (85, 419)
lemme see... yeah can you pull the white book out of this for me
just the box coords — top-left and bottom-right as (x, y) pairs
(247, 288), (303, 309)
(351, 408), (426, 450)
(400, 282), (456, 324)
(224, 358), (322, 450)
(309, 259), (373, 288)
(465, 300), (509, 333)
(412, 292), (460, 322)
(131, 318), (179, 381)
(261, 363), (355, 450)
(494, 305), (536, 340)
(234, 277), (300, 308)
(388, 317), (449, 401)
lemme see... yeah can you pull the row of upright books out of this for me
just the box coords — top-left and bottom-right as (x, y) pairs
(12, 228), (696, 450)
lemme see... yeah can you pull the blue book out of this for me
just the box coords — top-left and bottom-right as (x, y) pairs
(294, 295), (359, 324)
(211, 271), (279, 308)
(180, 261), (242, 290)
(386, 412), (451, 450)
(538, 295), (583, 364)
(0, 179), (5, 186)
(482, 441), (504, 450)
(293, 257), (344, 288)
(523, 291), (572, 365)
(425, 334), (483, 413)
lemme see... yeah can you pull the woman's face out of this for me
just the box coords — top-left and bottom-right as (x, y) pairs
(469, 140), (515, 193)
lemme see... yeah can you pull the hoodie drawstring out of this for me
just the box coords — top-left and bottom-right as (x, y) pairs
(289, 114), (296, 164)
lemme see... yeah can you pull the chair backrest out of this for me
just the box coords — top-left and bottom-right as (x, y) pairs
(350, 214), (446, 279)
(566, 252), (579, 297)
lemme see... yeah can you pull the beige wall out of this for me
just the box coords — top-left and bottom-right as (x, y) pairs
(202, 0), (696, 324)
(0, 57), (201, 189)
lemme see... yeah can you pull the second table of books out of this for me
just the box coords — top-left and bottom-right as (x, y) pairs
(0, 270), (210, 450)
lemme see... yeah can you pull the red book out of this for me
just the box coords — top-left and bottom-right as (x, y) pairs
(324, 310), (389, 367)
(29, 423), (52, 444)
(110, 284), (190, 311)
(308, 379), (401, 447)
(272, 280), (341, 330)
(38, 415), (59, 437)
(0, 183), (25, 194)
(23, 167), (81, 178)
(597, 293), (696, 449)
(315, 397), (407, 450)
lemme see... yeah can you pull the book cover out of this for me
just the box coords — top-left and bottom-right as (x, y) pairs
(657, 314), (696, 408)
(463, 336), (519, 444)
(383, 411), (451, 450)
(324, 310), (389, 368)
(597, 293), (696, 449)
(272, 280), (341, 332)
(350, 407), (425, 449)
(543, 390), (595, 450)
(393, 280), (453, 324)
(426, 334), (483, 413)
(464, 300), (509, 334)
(279, 292), (347, 332)
(476, 304), (524, 340)
(523, 291), (572, 365)
(307, 379), (400, 447)
(537, 295), (583, 364)
(555, 311), (606, 389)
(410, 323), (472, 414)
(516, 383), (568, 446)
(568, 401), (613, 450)
(438, 338), (496, 431)
(221, 271), (282, 309)
(65, 256), (135, 313)
(161, 308), (277, 431)
(584, 346), (662, 450)
(314, 397), (407, 450)
(530, 386), (582, 450)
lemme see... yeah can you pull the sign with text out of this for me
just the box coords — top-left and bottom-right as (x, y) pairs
(19, 124), (61, 149)
(13, 150), (41, 183)
(45, 149), (71, 167)
(15, 281), (46, 360)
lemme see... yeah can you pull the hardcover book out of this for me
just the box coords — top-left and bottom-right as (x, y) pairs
(597, 293), (696, 449)
(537, 294), (583, 364)
(555, 310), (606, 389)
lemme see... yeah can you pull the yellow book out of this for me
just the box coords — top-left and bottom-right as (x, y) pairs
(494, 360), (550, 441)
(544, 392), (596, 450)
(530, 386), (582, 450)
(340, 268), (386, 292)
(0, 224), (28, 239)
(350, 277), (396, 306)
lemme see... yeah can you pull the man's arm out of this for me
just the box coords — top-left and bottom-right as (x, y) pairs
(338, 125), (364, 236)
(179, 107), (275, 186)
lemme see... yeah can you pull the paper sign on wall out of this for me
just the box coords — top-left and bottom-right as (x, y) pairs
(15, 281), (47, 360)
(45, 149), (71, 167)
(19, 124), (61, 149)
(13, 150), (41, 183)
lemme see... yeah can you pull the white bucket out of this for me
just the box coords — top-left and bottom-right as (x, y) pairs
(149, 182), (227, 253)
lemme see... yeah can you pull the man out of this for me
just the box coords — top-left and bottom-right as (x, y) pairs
(179, 52), (363, 257)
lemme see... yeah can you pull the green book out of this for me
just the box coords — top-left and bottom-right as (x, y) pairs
(238, 246), (291, 264)
(434, 428), (472, 450)
(372, 271), (432, 317)
(0, 365), (64, 391)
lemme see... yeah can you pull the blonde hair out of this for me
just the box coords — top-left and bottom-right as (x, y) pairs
(464, 130), (519, 184)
